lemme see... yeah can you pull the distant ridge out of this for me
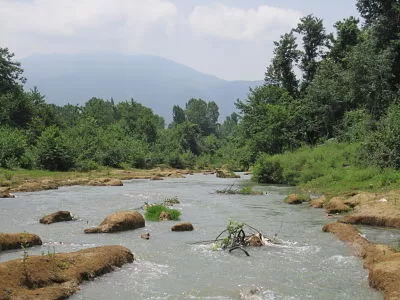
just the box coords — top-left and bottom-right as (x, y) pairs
(21, 53), (263, 122)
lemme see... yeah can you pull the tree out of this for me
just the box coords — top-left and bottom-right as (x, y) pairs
(185, 98), (219, 135)
(294, 15), (330, 91)
(36, 126), (74, 171)
(265, 32), (300, 96)
(236, 85), (299, 158)
(0, 48), (26, 94)
(330, 17), (362, 62)
(82, 97), (116, 127)
(356, 0), (400, 86)
(172, 105), (185, 125)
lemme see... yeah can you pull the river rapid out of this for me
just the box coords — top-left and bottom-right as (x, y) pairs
(0, 174), (385, 299)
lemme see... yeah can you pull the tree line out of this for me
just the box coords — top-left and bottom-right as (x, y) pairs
(1, 0), (399, 178)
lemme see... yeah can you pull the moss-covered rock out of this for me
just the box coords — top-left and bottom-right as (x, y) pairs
(84, 211), (144, 233)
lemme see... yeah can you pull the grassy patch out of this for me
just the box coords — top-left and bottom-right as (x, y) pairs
(145, 205), (181, 221)
(253, 142), (400, 195)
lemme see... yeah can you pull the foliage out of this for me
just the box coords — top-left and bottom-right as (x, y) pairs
(253, 142), (400, 193)
(0, 127), (27, 168)
(0, 48), (26, 94)
(36, 126), (74, 171)
(360, 103), (400, 169)
(265, 32), (300, 96)
(144, 205), (181, 221)
(294, 15), (330, 90)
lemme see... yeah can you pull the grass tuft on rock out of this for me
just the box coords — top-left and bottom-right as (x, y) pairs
(145, 205), (181, 221)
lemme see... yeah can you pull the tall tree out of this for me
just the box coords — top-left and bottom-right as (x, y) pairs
(357, 0), (400, 86)
(185, 98), (219, 135)
(0, 48), (26, 94)
(294, 15), (330, 91)
(172, 105), (185, 124)
(265, 32), (300, 96)
(330, 17), (362, 62)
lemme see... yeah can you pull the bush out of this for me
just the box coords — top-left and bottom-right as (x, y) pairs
(0, 127), (28, 169)
(36, 126), (74, 171)
(253, 155), (283, 184)
(145, 205), (181, 221)
(359, 104), (400, 169)
(74, 159), (101, 172)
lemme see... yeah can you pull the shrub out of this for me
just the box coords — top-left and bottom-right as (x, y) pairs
(145, 205), (181, 221)
(36, 126), (74, 171)
(253, 155), (283, 184)
(0, 127), (28, 168)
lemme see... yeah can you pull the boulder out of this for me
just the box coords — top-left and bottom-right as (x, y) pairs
(87, 178), (123, 186)
(40, 211), (73, 224)
(284, 194), (311, 204)
(325, 197), (351, 214)
(0, 233), (42, 251)
(0, 245), (133, 300)
(84, 211), (145, 233)
(159, 211), (171, 221)
(310, 196), (325, 208)
(150, 176), (164, 181)
(171, 222), (194, 231)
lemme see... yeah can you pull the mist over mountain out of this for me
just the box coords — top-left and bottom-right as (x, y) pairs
(21, 53), (262, 122)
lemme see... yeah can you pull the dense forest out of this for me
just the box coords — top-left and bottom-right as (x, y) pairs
(1, 0), (400, 190)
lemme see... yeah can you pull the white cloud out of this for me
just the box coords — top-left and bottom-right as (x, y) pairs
(189, 4), (302, 41)
(0, 0), (177, 54)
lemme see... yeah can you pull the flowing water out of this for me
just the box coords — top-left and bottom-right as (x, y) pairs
(1, 173), (394, 299)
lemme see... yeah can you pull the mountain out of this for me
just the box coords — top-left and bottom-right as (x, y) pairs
(21, 53), (262, 122)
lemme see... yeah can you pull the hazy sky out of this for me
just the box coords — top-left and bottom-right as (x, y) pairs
(1, 0), (360, 80)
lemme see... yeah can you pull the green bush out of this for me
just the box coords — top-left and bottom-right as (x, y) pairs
(253, 155), (283, 184)
(36, 126), (74, 171)
(145, 205), (181, 221)
(0, 127), (28, 169)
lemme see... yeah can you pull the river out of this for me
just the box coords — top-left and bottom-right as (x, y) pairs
(0, 173), (386, 299)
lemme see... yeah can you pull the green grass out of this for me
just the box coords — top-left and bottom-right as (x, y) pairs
(144, 205), (181, 221)
(253, 142), (400, 195)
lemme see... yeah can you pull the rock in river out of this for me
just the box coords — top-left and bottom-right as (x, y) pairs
(171, 222), (194, 231)
(0, 232), (42, 251)
(40, 210), (73, 224)
(0, 245), (133, 300)
(84, 211), (145, 233)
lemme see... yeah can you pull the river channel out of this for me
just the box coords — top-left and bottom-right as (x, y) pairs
(0, 173), (386, 299)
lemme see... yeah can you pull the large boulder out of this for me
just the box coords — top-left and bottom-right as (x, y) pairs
(0, 245), (133, 299)
(284, 194), (311, 205)
(84, 211), (145, 233)
(171, 222), (194, 231)
(40, 211), (73, 224)
(325, 197), (351, 214)
(310, 196), (325, 208)
(0, 233), (42, 251)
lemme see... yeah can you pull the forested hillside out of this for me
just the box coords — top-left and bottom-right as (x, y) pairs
(1, 0), (400, 192)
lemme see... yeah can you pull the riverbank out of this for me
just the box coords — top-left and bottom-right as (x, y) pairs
(0, 167), (192, 194)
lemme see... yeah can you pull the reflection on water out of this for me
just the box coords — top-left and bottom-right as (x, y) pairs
(0, 174), (387, 299)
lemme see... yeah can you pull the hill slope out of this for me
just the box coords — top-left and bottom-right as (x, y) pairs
(22, 53), (262, 121)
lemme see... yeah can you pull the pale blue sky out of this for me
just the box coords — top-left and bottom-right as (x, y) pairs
(1, 0), (360, 80)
